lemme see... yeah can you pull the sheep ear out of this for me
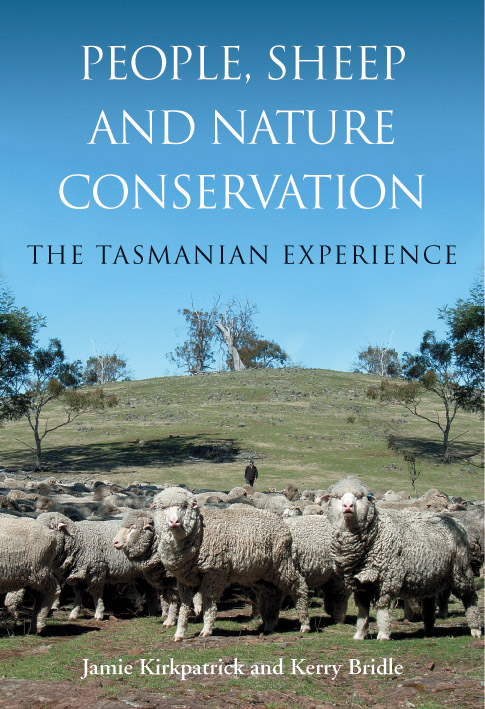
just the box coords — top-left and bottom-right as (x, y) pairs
(321, 493), (331, 502)
(57, 522), (68, 531)
(142, 521), (154, 531)
(149, 504), (156, 510)
(192, 500), (198, 509)
(367, 494), (375, 502)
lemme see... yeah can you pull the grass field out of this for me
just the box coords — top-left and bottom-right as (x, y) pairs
(0, 367), (483, 707)
(0, 367), (482, 498)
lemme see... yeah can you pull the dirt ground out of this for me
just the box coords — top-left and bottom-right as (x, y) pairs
(0, 612), (483, 709)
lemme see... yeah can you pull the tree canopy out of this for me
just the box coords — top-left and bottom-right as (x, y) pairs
(169, 297), (290, 373)
(0, 287), (44, 421)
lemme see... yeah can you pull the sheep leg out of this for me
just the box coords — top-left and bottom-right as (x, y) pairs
(256, 584), (283, 633)
(422, 597), (436, 635)
(92, 591), (105, 620)
(452, 573), (482, 637)
(161, 586), (180, 627)
(324, 584), (350, 624)
(199, 577), (226, 638)
(173, 582), (193, 641)
(437, 591), (449, 619)
(69, 587), (83, 620)
(403, 599), (420, 621)
(192, 591), (203, 617)
(85, 584), (105, 620)
(288, 571), (310, 633)
(32, 581), (60, 634)
(163, 600), (179, 627)
(353, 591), (370, 640)
(460, 589), (482, 638)
(376, 595), (392, 641)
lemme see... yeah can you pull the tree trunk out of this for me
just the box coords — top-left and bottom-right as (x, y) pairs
(215, 321), (246, 371)
(442, 425), (451, 463)
(34, 427), (42, 471)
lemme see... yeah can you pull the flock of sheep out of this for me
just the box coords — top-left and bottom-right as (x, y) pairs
(0, 473), (483, 641)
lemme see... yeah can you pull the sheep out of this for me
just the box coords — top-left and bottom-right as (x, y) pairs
(284, 515), (350, 624)
(323, 477), (482, 640)
(0, 516), (61, 632)
(151, 487), (310, 641)
(251, 492), (292, 515)
(36, 512), (144, 621)
(302, 504), (325, 516)
(446, 506), (485, 576)
(282, 505), (302, 518)
(113, 509), (181, 626)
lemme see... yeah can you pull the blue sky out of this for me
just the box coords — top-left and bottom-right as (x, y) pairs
(1, 0), (483, 378)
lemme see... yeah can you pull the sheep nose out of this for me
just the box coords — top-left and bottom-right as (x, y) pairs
(113, 539), (122, 548)
(169, 517), (181, 528)
(342, 503), (354, 513)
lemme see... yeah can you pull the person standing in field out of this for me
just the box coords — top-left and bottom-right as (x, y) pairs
(244, 459), (258, 487)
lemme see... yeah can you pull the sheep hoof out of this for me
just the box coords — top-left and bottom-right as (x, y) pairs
(377, 632), (390, 641)
(471, 628), (482, 638)
(300, 624), (311, 634)
(162, 619), (175, 628)
(174, 635), (184, 642)
(68, 613), (78, 621)
(353, 632), (366, 640)
(199, 630), (211, 638)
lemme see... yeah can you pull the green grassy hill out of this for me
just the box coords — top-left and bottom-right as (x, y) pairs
(0, 367), (482, 498)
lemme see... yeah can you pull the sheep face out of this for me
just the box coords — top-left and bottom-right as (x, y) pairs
(152, 489), (199, 538)
(282, 505), (302, 518)
(113, 514), (154, 558)
(325, 479), (376, 531)
(36, 511), (74, 535)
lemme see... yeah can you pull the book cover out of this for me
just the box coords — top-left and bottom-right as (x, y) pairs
(1, 0), (483, 706)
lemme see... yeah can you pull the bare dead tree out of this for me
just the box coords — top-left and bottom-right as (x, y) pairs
(214, 298), (258, 371)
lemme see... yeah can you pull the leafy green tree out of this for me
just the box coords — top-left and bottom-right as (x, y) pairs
(83, 353), (131, 385)
(353, 345), (401, 377)
(167, 307), (216, 374)
(368, 282), (484, 463)
(0, 287), (44, 421)
(369, 329), (476, 463)
(439, 278), (484, 413)
(22, 339), (117, 470)
(239, 338), (289, 368)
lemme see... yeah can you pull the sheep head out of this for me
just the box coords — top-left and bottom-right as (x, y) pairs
(324, 477), (376, 531)
(151, 487), (199, 538)
(113, 510), (155, 558)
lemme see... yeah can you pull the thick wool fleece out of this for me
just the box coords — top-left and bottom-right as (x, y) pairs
(114, 509), (179, 625)
(0, 515), (61, 632)
(284, 514), (350, 623)
(325, 477), (481, 640)
(36, 512), (142, 620)
(152, 487), (309, 640)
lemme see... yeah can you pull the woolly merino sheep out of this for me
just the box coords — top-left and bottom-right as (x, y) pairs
(282, 505), (302, 518)
(113, 509), (180, 626)
(151, 487), (310, 641)
(323, 477), (481, 640)
(284, 515), (350, 624)
(0, 516), (61, 632)
(37, 512), (144, 621)
(302, 504), (324, 516)
(446, 506), (485, 576)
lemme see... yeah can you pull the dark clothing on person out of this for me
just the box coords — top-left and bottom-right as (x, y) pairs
(245, 463), (258, 486)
